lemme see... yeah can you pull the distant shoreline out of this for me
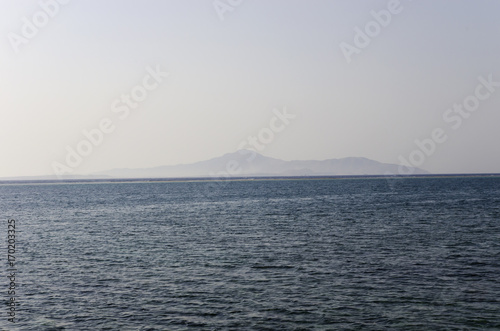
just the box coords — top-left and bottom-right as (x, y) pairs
(1, 174), (500, 186)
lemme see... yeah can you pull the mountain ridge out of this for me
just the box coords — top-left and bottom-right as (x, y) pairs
(95, 150), (429, 178)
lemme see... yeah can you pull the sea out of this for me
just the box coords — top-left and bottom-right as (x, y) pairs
(1, 176), (499, 330)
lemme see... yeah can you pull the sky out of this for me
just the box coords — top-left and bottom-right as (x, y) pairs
(1, 0), (499, 177)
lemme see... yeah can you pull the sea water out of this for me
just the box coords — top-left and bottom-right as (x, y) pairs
(1, 177), (499, 330)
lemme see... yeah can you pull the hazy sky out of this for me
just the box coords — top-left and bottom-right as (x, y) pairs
(1, 0), (499, 177)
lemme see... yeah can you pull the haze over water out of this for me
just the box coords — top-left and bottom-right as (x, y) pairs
(3, 1), (500, 329)
(2, 176), (499, 330)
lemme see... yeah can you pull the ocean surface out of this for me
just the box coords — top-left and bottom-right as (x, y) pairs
(1, 176), (500, 330)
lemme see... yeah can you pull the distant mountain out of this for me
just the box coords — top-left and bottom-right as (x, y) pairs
(95, 150), (429, 178)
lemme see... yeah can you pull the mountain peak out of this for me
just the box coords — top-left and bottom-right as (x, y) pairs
(96, 151), (429, 179)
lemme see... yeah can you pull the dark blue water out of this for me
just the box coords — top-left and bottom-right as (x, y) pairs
(1, 177), (500, 330)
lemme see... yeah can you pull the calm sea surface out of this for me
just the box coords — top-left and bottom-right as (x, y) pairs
(1, 177), (500, 330)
